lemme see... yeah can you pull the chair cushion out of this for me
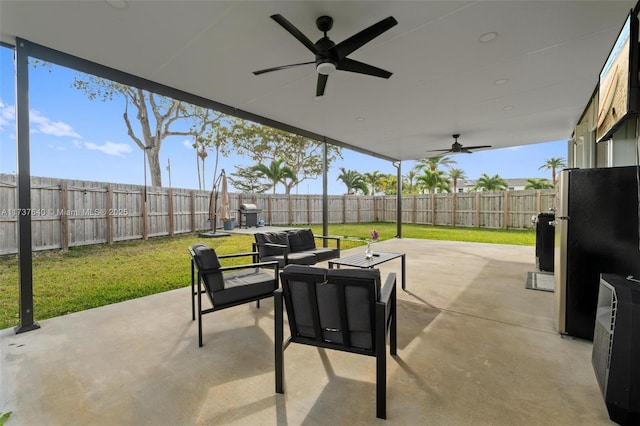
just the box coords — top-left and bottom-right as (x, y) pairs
(190, 244), (225, 293)
(190, 244), (221, 269)
(325, 268), (381, 349)
(212, 269), (276, 306)
(262, 252), (317, 268)
(255, 232), (290, 257)
(287, 229), (316, 252)
(327, 268), (381, 299)
(281, 266), (380, 350)
(306, 247), (339, 262)
(281, 265), (328, 339)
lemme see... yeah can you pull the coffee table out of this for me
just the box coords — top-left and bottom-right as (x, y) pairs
(328, 251), (406, 290)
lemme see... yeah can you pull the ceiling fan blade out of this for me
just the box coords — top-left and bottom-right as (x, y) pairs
(253, 61), (315, 75)
(463, 145), (492, 150)
(427, 149), (452, 152)
(271, 14), (318, 54)
(316, 73), (328, 97)
(334, 16), (398, 60)
(336, 58), (392, 79)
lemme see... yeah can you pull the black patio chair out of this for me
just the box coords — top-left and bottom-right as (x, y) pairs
(189, 243), (279, 347)
(275, 265), (397, 419)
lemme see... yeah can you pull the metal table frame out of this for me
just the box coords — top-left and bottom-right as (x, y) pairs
(328, 251), (406, 290)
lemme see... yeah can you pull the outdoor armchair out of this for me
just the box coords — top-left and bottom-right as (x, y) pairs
(189, 243), (279, 347)
(275, 265), (397, 419)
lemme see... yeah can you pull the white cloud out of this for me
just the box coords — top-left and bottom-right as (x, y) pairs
(84, 141), (132, 157)
(183, 139), (194, 149)
(0, 100), (15, 131)
(30, 109), (81, 138)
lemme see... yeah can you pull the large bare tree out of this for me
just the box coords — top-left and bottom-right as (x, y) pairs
(73, 75), (224, 187)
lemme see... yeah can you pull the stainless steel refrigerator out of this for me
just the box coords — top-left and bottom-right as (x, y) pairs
(554, 166), (640, 340)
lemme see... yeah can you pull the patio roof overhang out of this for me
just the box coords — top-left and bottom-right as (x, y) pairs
(1, 0), (636, 158)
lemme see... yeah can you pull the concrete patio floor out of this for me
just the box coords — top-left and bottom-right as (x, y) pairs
(0, 239), (612, 425)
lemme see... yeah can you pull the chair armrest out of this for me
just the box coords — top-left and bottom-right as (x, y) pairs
(313, 235), (341, 251)
(219, 261), (279, 272)
(379, 273), (397, 305)
(218, 252), (259, 259)
(254, 242), (289, 252)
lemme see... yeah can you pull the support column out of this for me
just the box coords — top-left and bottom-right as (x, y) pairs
(322, 140), (328, 246)
(15, 39), (40, 334)
(394, 161), (402, 238)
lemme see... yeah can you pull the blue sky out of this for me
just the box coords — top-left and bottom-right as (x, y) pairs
(0, 46), (566, 194)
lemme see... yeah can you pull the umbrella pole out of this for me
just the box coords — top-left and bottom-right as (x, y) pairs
(209, 172), (222, 232)
(201, 170), (230, 239)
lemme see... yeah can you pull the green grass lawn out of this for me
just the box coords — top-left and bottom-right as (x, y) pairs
(0, 223), (534, 329)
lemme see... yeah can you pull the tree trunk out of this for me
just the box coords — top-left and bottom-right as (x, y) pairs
(147, 148), (162, 187)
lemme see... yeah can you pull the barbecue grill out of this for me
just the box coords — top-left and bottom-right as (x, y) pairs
(238, 203), (262, 228)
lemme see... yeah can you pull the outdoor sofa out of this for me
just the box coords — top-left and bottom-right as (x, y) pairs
(253, 228), (341, 267)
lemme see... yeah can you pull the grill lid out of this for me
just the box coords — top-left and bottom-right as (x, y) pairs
(239, 203), (258, 210)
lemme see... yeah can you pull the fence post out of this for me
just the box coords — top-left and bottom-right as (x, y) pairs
(343, 194), (347, 224)
(536, 189), (541, 213)
(451, 193), (456, 227)
(288, 195), (293, 225)
(503, 191), (509, 229)
(142, 190), (148, 240)
(267, 196), (272, 225)
(190, 191), (196, 233)
(431, 193), (436, 225)
(412, 195), (417, 224)
(307, 195), (311, 224)
(475, 192), (481, 227)
(60, 181), (69, 251)
(168, 188), (174, 236)
(357, 196), (361, 224)
(106, 184), (113, 244)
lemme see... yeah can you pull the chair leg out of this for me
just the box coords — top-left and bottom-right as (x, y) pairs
(376, 346), (387, 419)
(391, 286), (397, 356)
(191, 259), (196, 321)
(275, 289), (285, 394)
(256, 299), (261, 309)
(198, 276), (203, 348)
(376, 304), (387, 419)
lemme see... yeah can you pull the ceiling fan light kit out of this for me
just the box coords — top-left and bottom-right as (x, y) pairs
(253, 14), (398, 96)
(317, 61), (336, 75)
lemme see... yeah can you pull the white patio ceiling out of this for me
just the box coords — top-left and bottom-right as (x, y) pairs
(0, 0), (636, 161)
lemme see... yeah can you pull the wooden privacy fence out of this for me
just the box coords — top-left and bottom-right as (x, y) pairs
(0, 175), (556, 254)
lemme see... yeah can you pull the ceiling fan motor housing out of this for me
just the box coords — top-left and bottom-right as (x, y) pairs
(315, 37), (337, 74)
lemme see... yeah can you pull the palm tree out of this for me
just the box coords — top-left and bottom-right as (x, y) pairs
(379, 173), (398, 195)
(403, 170), (418, 194)
(447, 167), (467, 193)
(252, 159), (296, 194)
(413, 155), (457, 172)
(473, 173), (508, 191)
(417, 169), (451, 194)
(336, 168), (369, 195)
(524, 178), (554, 189)
(363, 171), (383, 195)
(538, 157), (567, 186)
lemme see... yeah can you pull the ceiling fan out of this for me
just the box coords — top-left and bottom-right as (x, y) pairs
(253, 14), (398, 97)
(429, 134), (492, 154)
